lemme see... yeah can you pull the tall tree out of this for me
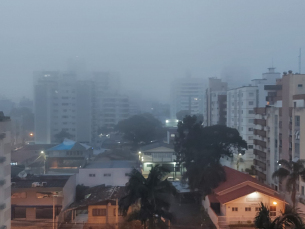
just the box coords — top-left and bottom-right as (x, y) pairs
(272, 159), (305, 208)
(116, 113), (166, 146)
(174, 115), (247, 194)
(54, 129), (73, 143)
(119, 165), (176, 229)
(254, 202), (305, 229)
(176, 110), (191, 121)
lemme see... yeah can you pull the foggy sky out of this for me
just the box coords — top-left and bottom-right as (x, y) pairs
(1, 0), (305, 102)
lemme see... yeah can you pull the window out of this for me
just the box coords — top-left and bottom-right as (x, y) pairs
(125, 173), (129, 176)
(104, 173), (111, 177)
(92, 208), (106, 216)
(270, 206), (276, 216)
(249, 101), (254, 105)
(245, 207), (251, 211)
(255, 207), (260, 211)
(248, 119), (254, 123)
(89, 174), (95, 177)
(232, 207), (238, 211)
(248, 136), (253, 140)
(248, 145), (253, 149)
(249, 128), (253, 131)
(249, 110), (254, 114)
(147, 164), (152, 167)
(113, 208), (123, 216)
(295, 116), (300, 127)
(249, 92), (254, 97)
(298, 84), (303, 88)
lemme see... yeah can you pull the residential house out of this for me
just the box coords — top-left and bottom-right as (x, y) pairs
(45, 138), (93, 174)
(203, 166), (285, 229)
(139, 142), (178, 178)
(11, 175), (76, 228)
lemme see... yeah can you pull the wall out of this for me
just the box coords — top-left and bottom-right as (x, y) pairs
(62, 174), (76, 209)
(225, 192), (284, 221)
(87, 204), (124, 225)
(78, 167), (132, 187)
(202, 197), (219, 229)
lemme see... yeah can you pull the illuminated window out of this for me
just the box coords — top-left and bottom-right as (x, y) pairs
(270, 206), (276, 216)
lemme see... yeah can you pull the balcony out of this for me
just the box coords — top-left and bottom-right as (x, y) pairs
(256, 170), (267, 181)
(254, 107), (266, 115)
(254, 139), (267, 148)
(254, 149), (266, 160)
(254, 159), (266, 171)
(254, 129), (266, 138)
(254, 119), (266, 126)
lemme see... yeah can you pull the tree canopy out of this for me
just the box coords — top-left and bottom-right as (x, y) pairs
(116, 113), (166, 146)
(272, 159), (305, 208)
(119, 165), (176, 229)
(254, 202), (305, 229)
(174, 115), (247, 194)
(54, 129), (73, 143)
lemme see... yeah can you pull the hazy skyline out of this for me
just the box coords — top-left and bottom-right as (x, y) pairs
(0, 0), (305, 102)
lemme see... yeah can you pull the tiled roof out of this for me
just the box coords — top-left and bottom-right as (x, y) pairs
(209, 166), (282, 204)
(67, 185), (126, 210)
(47, 139), (91, 151)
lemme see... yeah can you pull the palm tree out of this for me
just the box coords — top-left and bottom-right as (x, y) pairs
(119, 165), (176, 229)
(272, 159), (305, 208)
(254, 202), (305, 229)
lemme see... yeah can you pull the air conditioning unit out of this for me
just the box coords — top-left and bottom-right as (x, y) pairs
(32, 182), (41, 187)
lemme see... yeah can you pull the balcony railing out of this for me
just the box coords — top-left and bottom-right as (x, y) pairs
(254, 159), (266, 170)
(254, 107), (266, 115)
(254, 129), (266, 137)
(254, 139), (267, 148)
(254, 149), (266, 160)
(254, 119), (266, 126)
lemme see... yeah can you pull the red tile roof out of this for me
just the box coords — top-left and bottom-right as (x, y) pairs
(208, 166), (283, 204)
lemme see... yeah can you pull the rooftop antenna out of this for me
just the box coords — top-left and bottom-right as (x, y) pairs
(299, 48), (302, 74)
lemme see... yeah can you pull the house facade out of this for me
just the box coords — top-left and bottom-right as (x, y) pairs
(203, 167), (285, 229)
(139, 142), (178, 178)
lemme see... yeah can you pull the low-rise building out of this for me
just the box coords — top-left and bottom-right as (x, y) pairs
(0, 112), (11, 229)
(78, 160), (138, 187)
(45, 139), (93, 174)
(67, 185), (126, 229)
(11, 175), (76, 228)
(139, 142), (178, 178)
(203, 166), (285, 229)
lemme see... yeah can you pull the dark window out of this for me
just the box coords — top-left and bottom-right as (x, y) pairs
(13, 207), (26, 218)
(92, 208), (106, 216)
(147, 164), (153, 167)
(113, 208), (123, 216)
(298, 84), (303, 88)
(245, 207), (251, 211)
(255, 207), (260, 211)
(232, 207), (238, 211)
(270, 206), (276, 211)
(302, 186), (305, 196)
(89, 174), (95, 177)
(248, 145), (253, 149)
(104, 173), (111, 177)
(295, 116), (300, 126)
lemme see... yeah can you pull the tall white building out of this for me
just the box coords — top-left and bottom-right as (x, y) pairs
(225, 86), (258, 171)
(34, 71), (78, 144)
(251, 67), (280, 107)
(204, 78), (228, 126)
(34, 71), (129, 145)
(0, 112), (11, 229)
(170, 77), (205, 119)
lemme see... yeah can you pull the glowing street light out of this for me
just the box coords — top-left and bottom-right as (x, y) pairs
(29, 133), (34, 136)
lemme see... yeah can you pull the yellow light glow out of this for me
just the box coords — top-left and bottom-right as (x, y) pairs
(273, 201), (277, 205)
(29, 133), (34, 136)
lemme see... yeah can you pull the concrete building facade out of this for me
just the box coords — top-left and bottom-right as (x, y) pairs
(204, 78), (228, 126)
(170, 77), (205, 119)
(0, 112), (11, 229)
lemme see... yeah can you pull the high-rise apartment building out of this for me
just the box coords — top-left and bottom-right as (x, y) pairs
(253, 72), (305, 191)
(34, 71), (129, 145)
(0, 112), (11, 229)
(34, 71), (78, 144)
(204, 78), (227, 126)
(170, 77), (205, 119)
(225, 86), (258, 171)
